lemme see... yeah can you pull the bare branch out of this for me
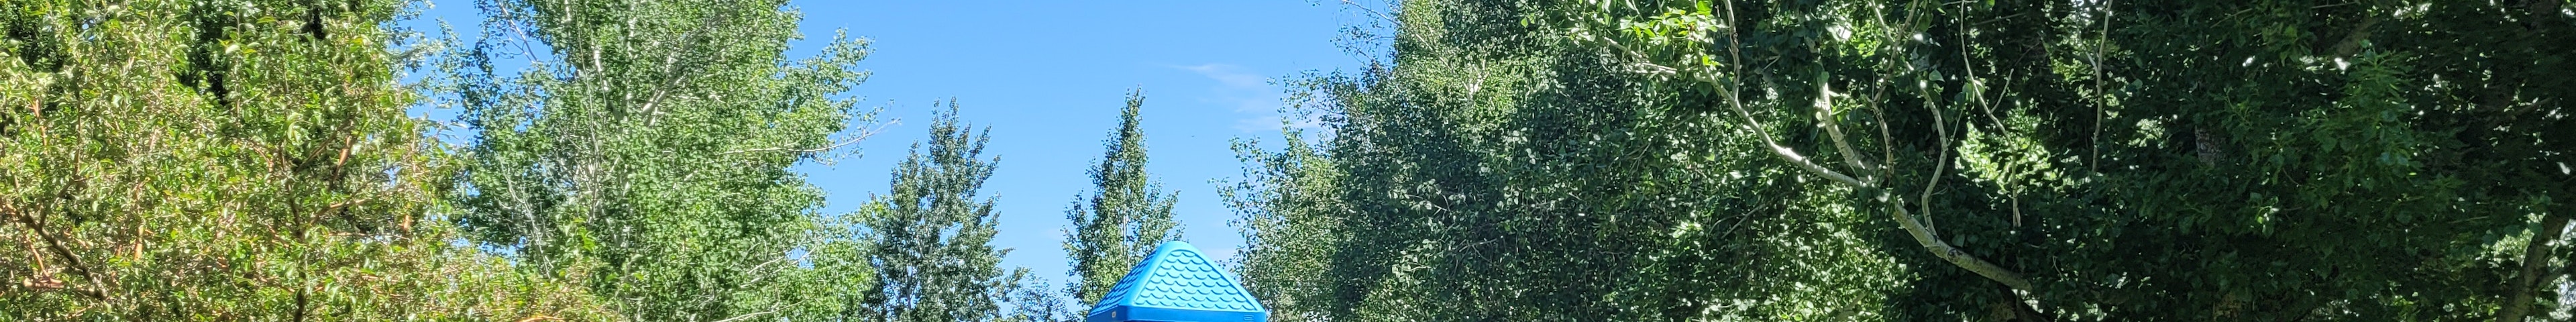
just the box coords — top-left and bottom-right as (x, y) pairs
(639, 10), (737, 126)
(1889, 197), (2035, 290)
(1591, 20), (1873, 189)
(1766, 141), (1875, 187)
(1707, 0), (1878, 188)
(2091, 0), (2111, 172)
(1338, 0), (1401, 25)
(1, 201), (106, 299)
(1695, 72), (1874, 188)
(1815, 72), (1877, 181)
(1586, 0), (2033, 292)
(1866, 89), (1913, 233)
(1752, 0), (2030, 290)
(2500, 211), (2571, 322)
(709, 310), (777, 322)
(1919, 85), (1951, 235)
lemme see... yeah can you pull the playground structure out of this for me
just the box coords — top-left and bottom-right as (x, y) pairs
(1083, 241), (1269, 322)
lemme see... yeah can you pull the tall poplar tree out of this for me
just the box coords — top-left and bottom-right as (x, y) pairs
(439, 0), (879, 320)
(866, 103), (1016, 322)
(1064, 89), (1183, 305)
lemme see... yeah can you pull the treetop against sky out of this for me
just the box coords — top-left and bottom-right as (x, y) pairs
(401, 0), (1380, 286)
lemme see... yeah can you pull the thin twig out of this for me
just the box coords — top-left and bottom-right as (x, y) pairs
(710, 311), (777, 322)
(2, 201), (106, 299)
(1339, 0), (1400, 24)
(639, 9), (737, 126)
(2091, 0), (2112, 172)
(718, 119), (895, 157)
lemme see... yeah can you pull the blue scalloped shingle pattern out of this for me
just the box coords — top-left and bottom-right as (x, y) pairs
(1088, 241), (1267, 319)
(1124, 250), (1258, 311)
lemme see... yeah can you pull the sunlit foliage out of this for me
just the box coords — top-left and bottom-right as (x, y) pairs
(1, 0), (606, 319)
(435, 0), (880, 320)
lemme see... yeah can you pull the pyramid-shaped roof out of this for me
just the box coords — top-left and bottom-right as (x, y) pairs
(1085, 241), (1267, 322)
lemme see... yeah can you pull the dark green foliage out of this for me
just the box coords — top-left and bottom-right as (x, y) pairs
(1065, 88), (1183, 305)
(1232, 0), (2576, 321)
(1230, 3), (1881, 319)
(11, 0), (2569, 320)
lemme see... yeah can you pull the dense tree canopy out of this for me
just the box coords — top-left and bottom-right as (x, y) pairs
(1228, 0), (2574, 321)
(435, 0), (881, 320)
(7, 0), (2569, 321)
(1, 0), (604, 319)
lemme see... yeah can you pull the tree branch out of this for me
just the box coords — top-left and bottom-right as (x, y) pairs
(1, 201), (105, 299)
(1589, 0), (2034, 292)
(709, 311), (776, 322)
(637, 9), (735, 126)
(1739, 0), (2029, 290)
(2328, 5), (2381, 59)
(1888, 195), (2036, 290)
(1701, 1), (1872, 189)
(2091, 0), (2113, 173)
(1338, 0), (1400, 25)
(718, 120), (892, 158)
(1815, 74), (1878, 181)
(1919, 83), (1951, 235)
(2499, 211), (2571, 322)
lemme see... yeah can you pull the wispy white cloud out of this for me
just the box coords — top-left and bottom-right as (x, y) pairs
(1179, 63), (1269, 89)
(1172, 63), (1322, 133)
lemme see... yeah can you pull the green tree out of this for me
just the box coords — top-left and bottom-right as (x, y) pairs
(1546, 0), (2573, 319)
(1228, 1), (1868, 319)
(436, 0), (880, 320)
(866, 103), (1017, 322)
(1000, 268), (1081, 322)
(1, 0), (605, 319)
(1064, 88), (1183, 305)
(1234, 0), (2573, 321)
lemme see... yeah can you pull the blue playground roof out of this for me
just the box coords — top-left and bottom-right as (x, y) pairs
(1085, 241), (1268, 322)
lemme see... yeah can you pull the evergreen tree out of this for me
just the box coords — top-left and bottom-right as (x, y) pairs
(867, 102), (1016, 322)
(1064, 88), (1183, 305)
(439, 0), (879, 320)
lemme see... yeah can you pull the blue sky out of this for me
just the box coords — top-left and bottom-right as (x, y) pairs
(404, 0), (1375, 290)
